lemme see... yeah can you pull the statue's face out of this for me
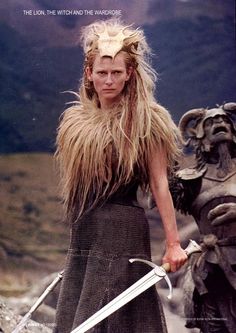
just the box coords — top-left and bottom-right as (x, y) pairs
(203, 114), (233, 146)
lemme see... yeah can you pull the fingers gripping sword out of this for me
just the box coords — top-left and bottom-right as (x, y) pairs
(71, 239), (201, 333)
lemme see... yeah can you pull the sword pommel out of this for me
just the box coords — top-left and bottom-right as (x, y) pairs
(185, 239), (202, 256)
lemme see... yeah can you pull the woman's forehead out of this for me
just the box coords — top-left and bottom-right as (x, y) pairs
(93, 53), (126, 68)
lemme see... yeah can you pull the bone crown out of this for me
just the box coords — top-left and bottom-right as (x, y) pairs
(84, 23), (141, 58)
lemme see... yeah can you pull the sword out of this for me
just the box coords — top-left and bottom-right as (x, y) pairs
(12, 270), (64, 333)
(71, 239), (201, 333)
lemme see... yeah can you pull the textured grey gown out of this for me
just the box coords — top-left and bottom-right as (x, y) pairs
(53, 184), (167, 333)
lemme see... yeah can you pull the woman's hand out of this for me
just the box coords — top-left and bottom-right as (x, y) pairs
(162, 242), (188, 272)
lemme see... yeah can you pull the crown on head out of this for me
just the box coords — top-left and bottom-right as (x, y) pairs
(82, 21), (141, 59)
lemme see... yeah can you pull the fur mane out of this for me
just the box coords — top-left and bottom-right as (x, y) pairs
(56, 97), (180, 221)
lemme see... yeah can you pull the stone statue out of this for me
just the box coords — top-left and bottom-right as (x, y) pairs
(171, 102), (236, 333)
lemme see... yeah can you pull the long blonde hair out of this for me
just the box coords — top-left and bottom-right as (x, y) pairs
(56, 19), (181, 221)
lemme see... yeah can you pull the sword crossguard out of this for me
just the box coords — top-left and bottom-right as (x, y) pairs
(129, 258), (173, 299)
(129, 240), (202, 301)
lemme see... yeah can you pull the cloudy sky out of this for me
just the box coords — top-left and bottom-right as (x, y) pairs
(1, 0), (234, 47)
(2, 0), (158, 47)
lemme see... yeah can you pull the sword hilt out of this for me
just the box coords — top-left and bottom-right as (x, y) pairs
(161, 239), (202, 273)
(161, 262), (171, 272)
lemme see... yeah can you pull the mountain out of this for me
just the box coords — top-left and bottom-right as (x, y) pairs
(146, 15), (236, 120)
(0, 15), (235, 153)
(0, 22), (82, 153)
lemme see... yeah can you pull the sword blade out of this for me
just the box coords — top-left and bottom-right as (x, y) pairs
(12, 312), (32, 333)
(71, 267), (166, 333)
(12, 271), (64, 333)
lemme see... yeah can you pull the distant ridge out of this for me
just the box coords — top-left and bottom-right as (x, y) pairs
(0, 15), (235, 153)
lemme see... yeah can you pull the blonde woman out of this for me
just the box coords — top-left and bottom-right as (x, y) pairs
(54, 19), (187, 333)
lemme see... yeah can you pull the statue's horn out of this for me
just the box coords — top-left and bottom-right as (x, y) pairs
(223, 102), (236, 113)
(222, 102), (236, 135)
(178, 108), (205, 142)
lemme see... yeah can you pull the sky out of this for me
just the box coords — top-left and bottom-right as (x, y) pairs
(1, 0), (234, 47)
(1, 0), (157, 47)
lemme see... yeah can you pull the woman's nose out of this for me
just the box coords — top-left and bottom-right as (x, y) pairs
(105, 73), (113, 85)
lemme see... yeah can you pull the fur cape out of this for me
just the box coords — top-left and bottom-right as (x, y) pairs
(56, 99), (180, 221)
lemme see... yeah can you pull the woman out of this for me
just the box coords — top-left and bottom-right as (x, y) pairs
(54, 19), (187, 333)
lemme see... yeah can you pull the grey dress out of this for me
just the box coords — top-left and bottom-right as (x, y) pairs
(53, 184), (167, 333)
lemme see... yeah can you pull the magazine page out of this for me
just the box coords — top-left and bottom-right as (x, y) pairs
(0, 1), (235, 332)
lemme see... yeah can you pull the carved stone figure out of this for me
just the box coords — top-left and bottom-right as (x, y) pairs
(171, 102), (236, 333)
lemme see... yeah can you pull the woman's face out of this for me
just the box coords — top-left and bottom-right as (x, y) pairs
(86, 52), (132, 108)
